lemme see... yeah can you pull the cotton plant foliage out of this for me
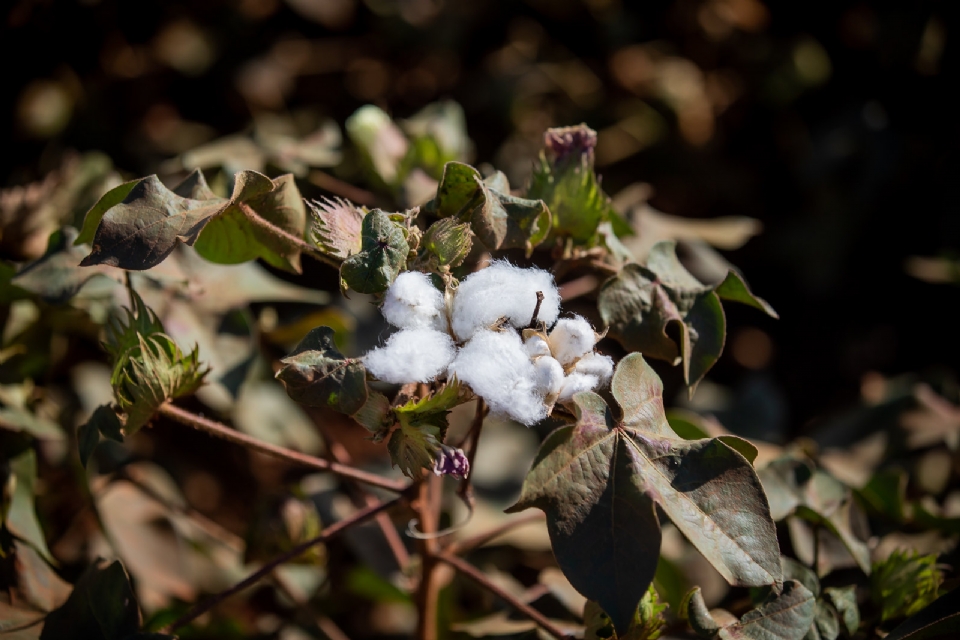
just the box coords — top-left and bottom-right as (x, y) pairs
(362, 260), (610, 425)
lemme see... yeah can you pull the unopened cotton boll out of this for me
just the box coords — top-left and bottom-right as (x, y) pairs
(573, 352), (614, 386)
(534, 356), (565, 397)
(450, 262), (560, 341)
(448, 330), (547, 426)
(557, 372), (600, 402)
(363, 328), (455, 384)
(547, 315), (597, 365)
(381, 271), (448, 331)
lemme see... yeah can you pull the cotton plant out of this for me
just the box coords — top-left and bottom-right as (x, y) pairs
(363, 262), (614, 427)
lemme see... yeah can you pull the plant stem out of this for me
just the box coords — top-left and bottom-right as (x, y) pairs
(161, 490), (411, 634)
(437, 553), (573, 640)
(456, 399), (487, 508)
(158, 402), (407, 494)
(237, 201), (341, 270)
(415, 476), (442, 640)
(445, 511), (545, 555)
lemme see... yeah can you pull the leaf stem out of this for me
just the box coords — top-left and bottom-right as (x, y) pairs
(236, 201), (341, 270)
(158, 402), (408, 493)
(436, 552), (573, 640)
(161, 491), (411, 634)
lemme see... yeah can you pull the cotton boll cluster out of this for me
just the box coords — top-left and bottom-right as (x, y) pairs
(450, 262), (560, 341)
(361, 263), (614, 426)
(364, 328), (456, 384)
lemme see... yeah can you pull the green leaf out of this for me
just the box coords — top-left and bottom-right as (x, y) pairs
(823, 586), (859, 636)
(78, 405), (124, 468)
(340, 209), (409, 294)
(599, 241), (772, 390)
(715, 270), (778, 318)
(794, 470), (872, 574)
(308, 197), (365, 260)
(40, 560), (141, 640)
(427, 162), (551, 254)
(883, 587), (960, 640)
(79, 170), (309, 273)
(275, 326), (368, 415)
(4, 449), (55, 564)
(421, 217), (473, 268)
(719, 581), (816, 640)
(681, 587), (720, 637)
(192, 172), (308, 272)
(75, 178), (143, 246)
(872, 550), (943, 622)
(508, 354), (780, 636)
(353, 391), (394, 440)
(812, 600), (840, 640)
(12, 227), (122, 303)
(526, 124), (614, 242)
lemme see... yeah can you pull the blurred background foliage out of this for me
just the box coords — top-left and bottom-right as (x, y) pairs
(3, 0), (960, 637)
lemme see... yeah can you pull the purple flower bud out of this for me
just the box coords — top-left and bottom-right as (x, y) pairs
(433, 444), (470, 479)
(543, 124), (597, 164)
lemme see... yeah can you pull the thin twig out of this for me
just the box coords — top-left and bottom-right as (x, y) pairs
(437, 553), (573, 640)
(445, 511), (545, 555)
(526, 291), (545, 329)
(161, 490), (412, 634)
(455, 399), (487, 509)
(308, 169), (378, 207)
(272, 571), (352, 640)
(158, 402), (408, 494)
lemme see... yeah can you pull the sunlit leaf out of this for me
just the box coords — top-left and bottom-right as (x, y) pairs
(508, 354), (780, 635)
(883, 587), (960, 640)
(275, 326), (368, 415)
(873, 550), (943, 622)
(340, 209), (409, 294)
(79, 170), (309, 273)
(723, 581), (816, 640)
(74, 178), (143, 246)
(387, 421), (441, 478)
(421, 217), (473, 268)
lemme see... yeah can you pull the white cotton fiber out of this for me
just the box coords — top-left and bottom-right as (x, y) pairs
(363, 328), (456, 384)
(548, 315), (597, 365)
(534, 356), (565, 397)
(574, 352), (614, 386)
(450, 262), (560, 341)
(523, 335), (551, 358)
(381, 271), (448, 331)
(558, 372), (600, 402)
(448, 330), (547, 426)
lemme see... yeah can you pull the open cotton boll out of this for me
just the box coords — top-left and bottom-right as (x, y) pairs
(523, 335), (551, 358)
(558, 372), (600, 402)
(534, 356), (565, 397)
(548, 315), (598, 365)
(573, 352), (614, 386)
(381, 271), (448, 331)
(450, 262), (560, 341)
(448, 330), (547, 426)
(364, 328), (455, 384)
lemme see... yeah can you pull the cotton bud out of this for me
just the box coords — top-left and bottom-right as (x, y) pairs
(450, 261), (560, 341)
(573, 352), (614, 386)
(381, 271), (448, 331)
(547, 315), (598, 365)
(433, 444), (470, 479)
(364, 328), (455, 384)
(346, 105), (408, 184)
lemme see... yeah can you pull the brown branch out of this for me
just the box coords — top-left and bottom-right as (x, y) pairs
(415, 475), (442, 640)
(445, 511), (545, 556)
(308, 169), (378, 207)
(437, 553), (573, 640)
(158, 402), (408, 494)
(455, 398), (487, 509)
(161, 490), (412, 634)
(527, 291), (545, 329)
